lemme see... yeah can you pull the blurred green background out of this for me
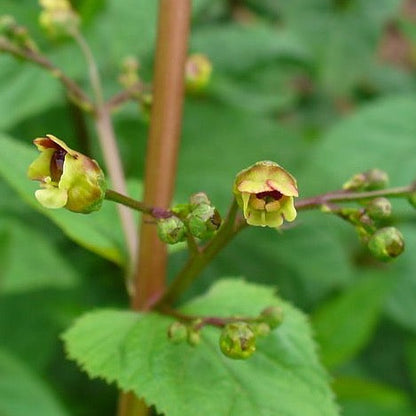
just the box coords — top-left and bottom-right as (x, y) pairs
(1, 0), (416, 415)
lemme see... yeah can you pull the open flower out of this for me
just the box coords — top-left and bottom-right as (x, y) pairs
(233, 161), (298, 228)
(27, 134), (106, 213)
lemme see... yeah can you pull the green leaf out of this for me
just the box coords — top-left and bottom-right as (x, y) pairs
(385, 224), (416, 333)
(0, 348), (70, 416)
(333, 376), (414, 416)
(302, 95), (416, 193)
(405, 337), (416, 396)
(312, 274), (391, 369)
(278, 0), (401, 95)
(63, 279), (339, 416)
(0, 215), (78, 293)
(88, 0), (157, 62)
(191, 24), (310, 75)
(202, 214), (354, 308)
(178, 99), (306, 211)
(0, 56), (64, 131)
(0, 133), (126, 265)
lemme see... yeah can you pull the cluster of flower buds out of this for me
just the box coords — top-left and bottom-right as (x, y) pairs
(167, 305), (284, 360)
(343, 168), (389, 191)
(38, 0), (79, 37)
(233, 161), (298, 228)
(167, 319), (202, 347)
(156, 192), (221, 245)
(0, 15), (38, 51)
(28, 135), (106, 213)
(118, 56), (141, 91)
(340, 170), (405, 261)
(185, 53), (212, 94)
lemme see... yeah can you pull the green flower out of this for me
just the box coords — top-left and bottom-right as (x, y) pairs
(219, 322), (256, 360)
(27, 134), (106, 213)
(233, 161), (298, 228)
(185, 54), (212, 93)
(39, 0), (79, 37)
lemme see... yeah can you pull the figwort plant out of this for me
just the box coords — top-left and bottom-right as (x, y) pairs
(1, 2), (416, 416)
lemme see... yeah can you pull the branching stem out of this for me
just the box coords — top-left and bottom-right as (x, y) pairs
(296, 184), (416, 211)
(70, 28), (138, 269)
(0, 37), (92, 110)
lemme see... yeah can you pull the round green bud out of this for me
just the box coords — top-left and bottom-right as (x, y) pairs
(259, 306), (284, 329)
(187, 329), (201, 346)
(157, 216), (186, 245)
(189, 192), (211, 207)
(167, 321), (188, 344)
(365, 197), (392, 221)
(343, 169), (389, 191)
(188, 203), (221, 239)
(252, 322), (271, 337)
(368, 227), (405, 261)
(219, 322), (256, 360)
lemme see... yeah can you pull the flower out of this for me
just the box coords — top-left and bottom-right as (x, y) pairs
(185, 54), (212, 93)
(39, 0), (79, 37)
(27, 134), (106, 213)
(233, 161), (298, 228)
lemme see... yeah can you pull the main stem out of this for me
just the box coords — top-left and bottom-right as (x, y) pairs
(118, 1), (191, 416)
(132, 0), (191, 310)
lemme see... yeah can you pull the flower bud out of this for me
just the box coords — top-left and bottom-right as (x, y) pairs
(219, 322), (256, 360)
(39, 0), (79, 37)
(139, 93), (152, 122)
(252, 322), (271, 337)
(188, 203), (221, 240)
(167, 321), (188, 344)
(365, 197), (392, 221)
(259, 306), (284, 329)
(233, 161), (298, 228)
(119, 56), (140, 89)
(185, 54), (212, 93)
(28, 134), (105, 213)
(157, 216), (187, 245)
(343, 169), (389, 191)
(368, 227), (405, 261)
(189, 192), (211, 207)
(187, 328), (201, 347)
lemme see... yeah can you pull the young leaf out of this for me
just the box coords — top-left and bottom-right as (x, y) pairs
(312, 274), (391, 369)
(63, 279), (339, 416)
(0, 348), (70, 416)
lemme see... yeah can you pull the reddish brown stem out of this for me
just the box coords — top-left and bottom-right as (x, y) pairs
(118, 1), (191, 415)
(132, 0), (191, 311)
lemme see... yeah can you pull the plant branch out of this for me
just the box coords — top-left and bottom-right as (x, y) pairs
(295, 184), (416, 211)
(69, 28), (104, 106)
(69, 28), (138, 270)
(0, 37), (93, 110)
(156, 198), (239, 308)
(106, 82), (150, 111)
(159, 306), (257, 328)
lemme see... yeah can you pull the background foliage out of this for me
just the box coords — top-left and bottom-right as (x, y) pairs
(1, 0), (416, 415)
